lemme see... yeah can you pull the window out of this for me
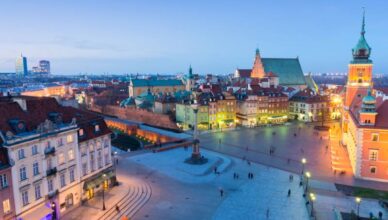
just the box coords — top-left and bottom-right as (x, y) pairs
(371, 133), (379, 141)
(104, 153), (110, 166)
(0, 174), (8, 188)
(48, 179), (54, 192)
(81, 146), (87, 157)
(32, 145), (38, 155)
(68, 149), (75, 161)
(58, 152), (65, 165)
(22, 191), (29, 206)
(89, 144), (94, 152)
(57, 138), (63, 147)
(67, 135), (73, 143)
(2, 199), (11, 214)
(95, 124), (100, 132)
(18, 149), (25, 160)
(69, 169), (75, 183)
(60, 174), (66, 188)
(104, 139), (109, 148)
(82, 163), (87, 176)
(20, 167), (27, 181)
(33, 162), (39, 176)
(370, 166), (377, 174)
(97, 151), (103, 168)
(34, 184), (41, 200)
(79, 129), (84, 136)
(369, 150), (378, 161)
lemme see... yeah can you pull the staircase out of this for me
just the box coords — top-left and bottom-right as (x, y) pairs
(98, 181), (152, 220)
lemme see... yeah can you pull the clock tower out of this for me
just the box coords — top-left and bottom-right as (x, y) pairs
(344, 10), (373, 109)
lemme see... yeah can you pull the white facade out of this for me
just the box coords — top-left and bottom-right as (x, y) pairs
(289, 101), (327, 122)
(5, 122), (80, 220)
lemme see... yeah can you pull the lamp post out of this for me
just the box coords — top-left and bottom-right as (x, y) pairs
(301, 158), (307, 174)
(309, 193), (316, 217)
(305, 171), (311, 193)
(102, 174), (106, 211)
(355, 197), (361, 219)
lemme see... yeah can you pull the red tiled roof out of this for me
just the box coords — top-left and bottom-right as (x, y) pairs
(0, 96), (110, 145)
(237, 69), (252, 78)
(375, 100), (388, 128)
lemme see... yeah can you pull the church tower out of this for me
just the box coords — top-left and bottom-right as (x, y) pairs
(250, 48), (266, 78)
(344, 10), (373, 109)
(186, 65), (195, 91)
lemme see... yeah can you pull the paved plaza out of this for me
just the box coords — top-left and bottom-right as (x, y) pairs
(199, 122), (388, 190)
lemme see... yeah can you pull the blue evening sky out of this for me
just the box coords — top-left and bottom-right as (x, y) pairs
(0, 0), (387, 75)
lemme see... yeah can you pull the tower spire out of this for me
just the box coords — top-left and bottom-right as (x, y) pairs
(361, 7), (366, 35)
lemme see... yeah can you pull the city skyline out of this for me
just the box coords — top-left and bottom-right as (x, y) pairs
(0, 0), (388, 74)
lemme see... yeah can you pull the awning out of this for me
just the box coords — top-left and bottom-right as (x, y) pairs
(223, 119), (234, 123)
(19, 204), (53, 220)
(83, 170), (115, 190)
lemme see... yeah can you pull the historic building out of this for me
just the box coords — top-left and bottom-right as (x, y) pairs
(234, 49), (307, 88)
(0, 148), (15, 220)
(0, 96), (114, 219)
(341, 13), (388, 182)
(129, 78), (185, 97)
(289, 88), (330, 122)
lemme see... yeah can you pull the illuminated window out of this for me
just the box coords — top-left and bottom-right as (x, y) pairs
(3, 199), (11, 214)
(370, 166), (377, 174)
(79, 129), (84, 136)
(67, 135), (74, 143)
(58, 152), (65, 165)
(369, 150), (378, 161)
(371, 133), (379, 141)
(68, 149), (75, 161)
(95, 124), (100, 132)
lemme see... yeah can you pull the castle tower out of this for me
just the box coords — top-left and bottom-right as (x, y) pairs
(344, 10), (373, 109)
(250, 48), (266, 78)
(359, 89), (377, 126)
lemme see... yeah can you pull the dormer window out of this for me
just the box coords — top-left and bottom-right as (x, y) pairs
(95, 124), (100, 132)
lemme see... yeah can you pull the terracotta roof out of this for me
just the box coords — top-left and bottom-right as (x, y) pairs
(236, 69), (251, 78)
(375, 100), (388, 128)
(0, 96), (110, 145)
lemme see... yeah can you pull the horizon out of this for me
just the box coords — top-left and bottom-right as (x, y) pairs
(0, 0), (387, 75)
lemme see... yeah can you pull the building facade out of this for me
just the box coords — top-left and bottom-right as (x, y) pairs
(129, 79), (185, 97)
(0, 96), (114, 219)
(341, 13), (388, 182)
(15, 55), (28, 77)
(0, 148), (15, 220)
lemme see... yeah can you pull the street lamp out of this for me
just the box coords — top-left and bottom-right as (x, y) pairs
(355, 197), (361, 219)
(301, 158), (307, 174)
(102, 174), (107, 211)
(309, 193), (316, 217)
(305, 171), (311, 193)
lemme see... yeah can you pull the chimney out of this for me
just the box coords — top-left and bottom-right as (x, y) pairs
(12, 97), (28, 111)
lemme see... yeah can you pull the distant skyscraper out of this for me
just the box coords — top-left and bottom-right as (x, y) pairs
(39, 60), (50, 74)
(15, 54), (28, 76)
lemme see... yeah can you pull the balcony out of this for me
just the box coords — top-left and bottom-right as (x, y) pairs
(46, 167), (57, 177)
(44, 147), (56, 157)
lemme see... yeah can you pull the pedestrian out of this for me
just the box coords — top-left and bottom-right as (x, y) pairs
(289, 174), (293, 182)
(248, 172), (251, 179)
(219, 188), (224, 197)
(266, 208), (269, 219)
(287, 189), (291, 197)
(247, 161), (251, 166)
(378, 211), (383, 219)
(233, 172), (236, 179)
(116, 205), (120, 213)
(236, 173), (239, 179)
(299, 181), (303, 187)
(251, 173), (254, 179)
(214, 166), (218, 174)
(116, 158), (119, 165)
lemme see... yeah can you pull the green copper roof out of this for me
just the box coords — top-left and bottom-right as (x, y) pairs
(352, 10), (372, 63)
(188, 65), (194, 79)
(131, 79), (183, 87)
(261, 58), (306, 86)
(362, 89), (375, 103)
